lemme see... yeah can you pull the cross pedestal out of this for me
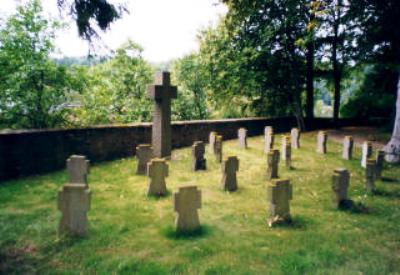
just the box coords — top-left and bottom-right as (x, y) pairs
(267, 179), (292, 227)
(221, 156), (239, 191)
(174, 186), (201, 232)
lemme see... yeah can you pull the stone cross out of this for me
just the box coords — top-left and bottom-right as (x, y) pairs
(214, 135), (223, 163)
(290, 128), (300, 149)
(221, 156), (239, 192)
(58, 183), (91, 236)
(365, 158), (376, 193)
(264, 126), (274, 153)
(148, 72), (177, 158)
(316, 131), (327, 154)
(332, 168), (350, 208)
(209, 131), (217, 153)
(266, 149), (280, 180)
(266, 179), (292, 227)
(238, 128), (248, 149)
(361, 141), (373, 168)
(67, 155), (90, 187)
(192, 141), (206, 171)
(174, 186), (201, 232)
(342, 136), (354, 160)
(281, 135), (291, 168)
(375, 149), (385, 180)
(147, 158), (168, 197)
(136, 144), (153, 175)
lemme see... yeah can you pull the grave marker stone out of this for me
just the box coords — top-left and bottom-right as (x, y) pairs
(316, 131), (327, 154)
(148, 72), (177, 158)
(281, 135), (291, 168)
(221, 156), (239, 191)
(361, 141), (373, 168)
(342, 136), (354, 160)
(267, 149), (280, 180)
(365, 158), (376, 193)
(238, 128), (248, 149)
(174, 186), (201, 232)
(192, 141), (206, 171)
(266, 179), (292, 227)
(215, 135), (223, 163)
(67, 155), (89, 187)
(209, 131), (217, 153)
(291, 128), (300, 149)
(375, 150), (385, 180)
(147, 158), (168, 196)
(332, 168), (350, 208)
(264, 126), (274, 153)
(136, 144), (153, 175)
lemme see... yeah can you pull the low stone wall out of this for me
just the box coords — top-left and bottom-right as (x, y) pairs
(0, 117), (374, 181)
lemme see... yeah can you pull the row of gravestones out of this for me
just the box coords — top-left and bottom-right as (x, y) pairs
(57, 127), (386, 236)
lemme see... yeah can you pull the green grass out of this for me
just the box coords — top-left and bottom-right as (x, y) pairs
(0, 132), (399, 274)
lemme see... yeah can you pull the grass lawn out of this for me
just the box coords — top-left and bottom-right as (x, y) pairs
(1, 132), (399, 274)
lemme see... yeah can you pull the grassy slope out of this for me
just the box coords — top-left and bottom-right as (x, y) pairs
(0, 132), (399, 274)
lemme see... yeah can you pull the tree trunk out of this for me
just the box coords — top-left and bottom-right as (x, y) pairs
(305, 13), (315, 125)
(384, 74), (400, 163)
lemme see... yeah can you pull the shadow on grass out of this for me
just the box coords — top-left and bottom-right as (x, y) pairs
(338, 199), (369, 214)
(372, 188), (400, 199)
(269, 216), (309, 230)
(146, 190), (172, 200)
(161, 225), (211, 240)
(381, 177), (400, 184)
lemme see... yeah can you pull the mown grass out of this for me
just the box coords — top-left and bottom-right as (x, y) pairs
(0, 131), (399, 274)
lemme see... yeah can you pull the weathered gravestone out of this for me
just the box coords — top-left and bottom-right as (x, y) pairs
(264, 126), (274, 153)
(281, 135), (291, 169)
(267, 179), (292, 227)
(147, 158), (168, 196)
(291, 128), (300, 149)
(332, 168), (350, 209)
(266, 149), (280, 180)
(209, 131), (217, 153)
(316, 131), (327, 154)
(342, 136), (354, 160)
(361, 141), (373, 168)
(238, 128), (248, 149)
(375, 150), (385, 180)
(221, 156), (239, 192)
(214, 135), (223, 163)
(365, 158), (376, 193)
(148, 72), (177, 158)
(67, 155), (90, 187)
(58, 155), (91, 237)
(192, 141), (206, 171)
(136, 144), (153, 175)
(174, 186), (202, 232)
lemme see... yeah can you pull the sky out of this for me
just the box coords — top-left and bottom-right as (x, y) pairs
(0, 0), (227, 63)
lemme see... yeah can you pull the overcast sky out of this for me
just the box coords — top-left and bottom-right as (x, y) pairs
(0, 0), (227, 62)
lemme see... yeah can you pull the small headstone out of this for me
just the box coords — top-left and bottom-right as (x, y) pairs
(67, 155), (90, 187)
(264, 126), (274, 153)
(361, 141), (373, 168)
(316, 131), (327, 154)
(375, 149), (385, 180)
(147, 158), (168, 196)
(136, 144), (153, 175)
(221, 156), (239, 191)
(214, 135), (223, 163)
(332, 168), (350, 208)
(290, 128), (300, 149)
(174, 186), (201, 232)
(342, 136), (354, 160)
(266, 179), (292, 227)
(281, 135), (291, 169)
(209, 131), (217, 153)
(365, 158), (376, 193)
(192, 141), (206, 171)
(148, 72), (178, 158)
(238, 128), (248, 149)
(266, 149), (280, 180)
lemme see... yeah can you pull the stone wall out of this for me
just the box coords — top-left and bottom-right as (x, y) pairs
(0, 117), (371, 181)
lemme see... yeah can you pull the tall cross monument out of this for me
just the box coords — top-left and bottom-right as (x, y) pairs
(148, 72), (177, 158)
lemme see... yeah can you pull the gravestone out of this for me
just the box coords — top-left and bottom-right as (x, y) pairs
(136, 144), (153, 175)
(192, 141), (206, 171)
(67, 155), (90, 187)
(238, 128), (248, 149)
(290, 128), (300, 149)
(264, 126), (274, 153)
(147, 158), (168, 196)
(174, 186), (201, 232)
(365, 158), (376, 193)
(332, 168), (350, 208)
(215, 135), (223, 163)
(266, 179), (292, 227)
(342, 136), (354, 160)
(361, 141), (373, 168)
(281, 135), (291, 168)
(316, 131), (327, 154)
(221, 156), (239, 191)
(148, 72), (177, 158)
(266, 149), (280, 180)
(375, 150), (385, 180)
(209, 131), (217, 153)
